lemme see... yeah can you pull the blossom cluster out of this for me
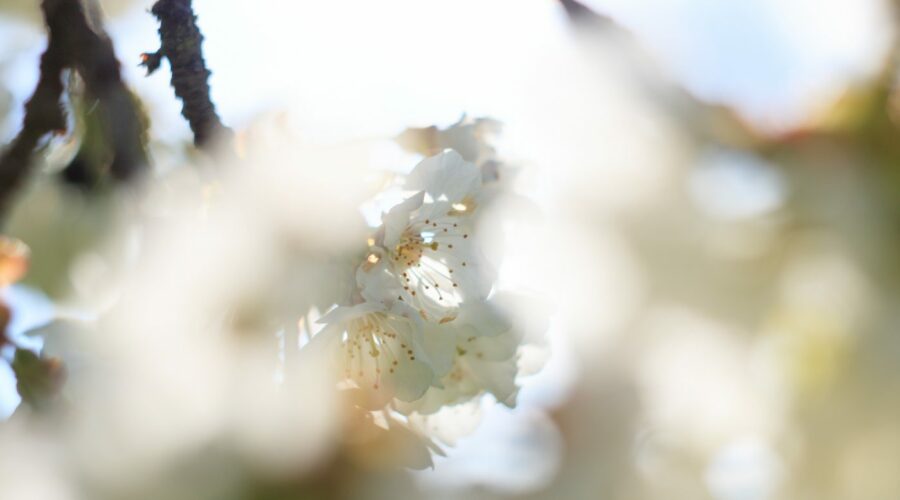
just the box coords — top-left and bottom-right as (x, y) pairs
(305, 118), (536, 417)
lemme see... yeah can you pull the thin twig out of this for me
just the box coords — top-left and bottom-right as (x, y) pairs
(144, 0), (232, 150)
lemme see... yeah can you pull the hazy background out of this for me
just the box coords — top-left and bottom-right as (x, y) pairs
(1, 1), (897, 499)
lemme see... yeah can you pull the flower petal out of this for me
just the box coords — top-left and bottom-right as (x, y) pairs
(406, 150), (481, 203)
(383, 191), (425, 247)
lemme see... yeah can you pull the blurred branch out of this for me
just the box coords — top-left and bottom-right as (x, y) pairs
(0, 1), (68, 221)
(559, 0), (614, 28)
(557, 0), (761, 149)
(12, 349), (66, 413)
(144, 0), (233, 151)
(0, 0), (150, 221)
(68, 0), (150, 183)
(0, 303), (10, 350)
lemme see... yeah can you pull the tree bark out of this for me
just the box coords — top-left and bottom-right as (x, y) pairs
(145, 0), (232, 151)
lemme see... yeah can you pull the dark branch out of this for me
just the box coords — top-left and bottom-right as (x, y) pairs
(0, 0), (150, 220)
(145, 0), (232, 150)
(65, 0), (150, 182)
(0, 1), (68, 219)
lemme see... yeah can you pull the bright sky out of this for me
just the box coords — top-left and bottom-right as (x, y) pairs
(2, 0), (892, 143)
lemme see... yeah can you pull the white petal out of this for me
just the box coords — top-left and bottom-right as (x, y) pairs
(388, 355), (434, 402)
(317, 302), (384, 325)
(390, 312), (434, 370)
(490, 291), (553, 343)
(457, 299), (512, 337)
(465, 356), (519, 407)
(383, 191), (425, 247)
(407, 400), (484, 447)
(300, 324), (343, 372)
(422, 323), (457, 378)
(407, 150), (481, 202)
(465, 329), (519, 362)
(356, 259), (401, 305)
(395, 384), (462, 415)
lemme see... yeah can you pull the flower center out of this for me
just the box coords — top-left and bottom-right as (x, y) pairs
(387, 214), (472, 320)
(341, 314), (416, 390)
(393, 230), (433, 267)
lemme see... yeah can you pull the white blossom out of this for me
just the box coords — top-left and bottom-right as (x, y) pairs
(311, 301), (438, 405)
(396, 295), (522, 415)
(358, 151), (493, 322)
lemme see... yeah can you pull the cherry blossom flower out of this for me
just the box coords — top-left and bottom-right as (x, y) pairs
(358, 151), (493, 322)
(396, 295), (522, 415)
(310, 301), (437, 405)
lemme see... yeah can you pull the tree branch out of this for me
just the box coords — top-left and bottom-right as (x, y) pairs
(144, 0), (232, 150)
(66, 0), (150, 182)
(0, 0), (150, 220)
(0, 2), (68, 220)
(559, 0), (614, 29)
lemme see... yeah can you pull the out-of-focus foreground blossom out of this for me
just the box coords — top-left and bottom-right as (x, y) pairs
(0, 107), (548, 498)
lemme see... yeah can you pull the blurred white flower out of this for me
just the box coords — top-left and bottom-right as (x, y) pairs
(403, 148), (483, 202)
(396, 115), (502, 168)
(39, 123), (376, 490)
(0, 422), (74, 500)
